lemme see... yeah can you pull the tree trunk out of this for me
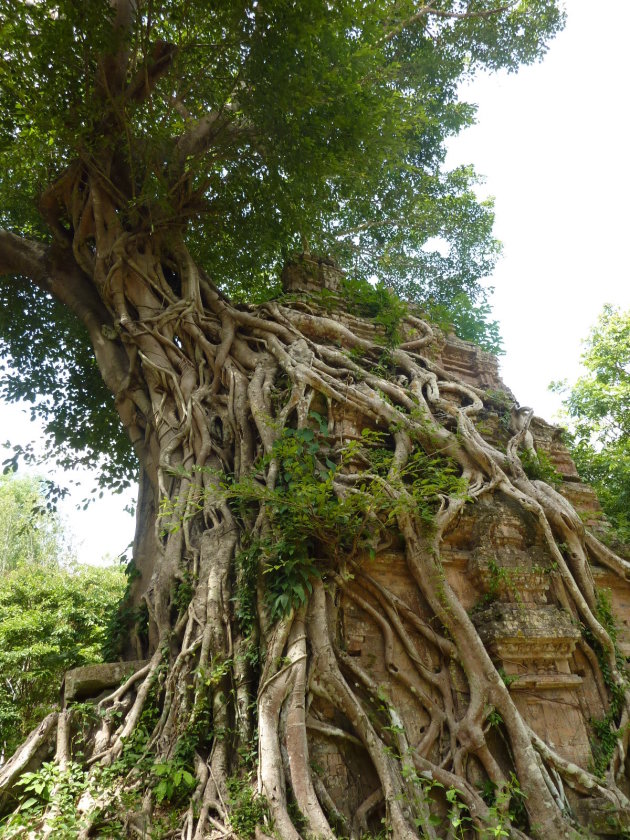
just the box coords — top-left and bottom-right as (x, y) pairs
(2, 166), (630, 840)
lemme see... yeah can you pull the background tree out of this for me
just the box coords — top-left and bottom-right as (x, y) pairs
(552, 304), (630, 544)
(4, 3), (630, 840)
(0, 473), (70, 572)
(0, 474), (125, 763)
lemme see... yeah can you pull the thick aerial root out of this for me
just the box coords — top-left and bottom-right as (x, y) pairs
(257, 619), (302, 840)
(284, 616), (336, 840)
(3, 224), (630, 839)
(308, 583), (425, 840)
(0, 713), (58, 813)
(104, 649), (164, 765)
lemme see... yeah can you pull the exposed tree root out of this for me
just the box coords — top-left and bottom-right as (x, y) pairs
(2, 166), (630, 840)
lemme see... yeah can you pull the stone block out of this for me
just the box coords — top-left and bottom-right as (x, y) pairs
(63, 660), (149, 704)
(573, 796), (630, 836)
(473, 603), (580, 662)
(281, 254), (343, 293)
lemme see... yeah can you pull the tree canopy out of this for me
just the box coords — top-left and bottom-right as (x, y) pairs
(0, 0), (565, 486)
(552, 304), (630, 543)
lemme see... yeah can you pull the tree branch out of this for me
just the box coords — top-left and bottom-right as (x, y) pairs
(175, 101), (255, 163)
(381, 1), (516, 44)
(0, 229), (100, 321)
(125, 41), (178, 104)
(0, 230), (129, 395)
(0, 229), (48, 286)
(97, 0), (136, 98)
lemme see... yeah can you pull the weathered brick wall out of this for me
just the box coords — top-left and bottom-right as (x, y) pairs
(307, 328), (626, 827)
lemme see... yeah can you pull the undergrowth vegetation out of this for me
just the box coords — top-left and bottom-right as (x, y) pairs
(207, 415), (466, 621)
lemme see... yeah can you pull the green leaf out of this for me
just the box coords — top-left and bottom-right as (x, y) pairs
(154, 780), (169, 803)
(19, 797), (39, 811)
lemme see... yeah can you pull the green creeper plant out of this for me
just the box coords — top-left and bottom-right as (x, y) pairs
(223, 417), (466, 620)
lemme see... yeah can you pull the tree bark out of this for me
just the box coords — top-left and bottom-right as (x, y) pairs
(1, 167), (630, 839)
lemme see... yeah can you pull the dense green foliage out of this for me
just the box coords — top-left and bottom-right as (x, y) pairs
(0, 561), (126, 758)
(551, 305), (630, 542)
(223, 417), (466, 620)
(0, 0), (564, 486)
(423, 290), (504, 355)
(226, 776), (270, 840)
(0, 475), (125, 759)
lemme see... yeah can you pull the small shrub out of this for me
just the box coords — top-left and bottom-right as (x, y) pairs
(226, 776), (270, 839)
(152, 760), (196, 804)
(519, 447), (562, 487)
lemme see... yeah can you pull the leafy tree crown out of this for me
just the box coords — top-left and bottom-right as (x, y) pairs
(0, 0), (565, 485)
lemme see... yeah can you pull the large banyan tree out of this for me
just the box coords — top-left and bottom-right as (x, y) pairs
(5, 2), (630, 839)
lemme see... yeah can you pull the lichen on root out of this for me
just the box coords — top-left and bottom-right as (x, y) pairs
(2, 216), (630, 839)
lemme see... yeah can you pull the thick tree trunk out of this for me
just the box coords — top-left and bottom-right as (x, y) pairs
(2, 167), (630, 840)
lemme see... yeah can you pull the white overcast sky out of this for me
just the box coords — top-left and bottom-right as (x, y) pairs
(1, 0), (629, 564)
(447, 0), (630, 418)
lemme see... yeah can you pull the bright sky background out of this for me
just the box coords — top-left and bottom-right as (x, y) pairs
(447, 0), (630, 419)
(1, 0), (629, 565)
